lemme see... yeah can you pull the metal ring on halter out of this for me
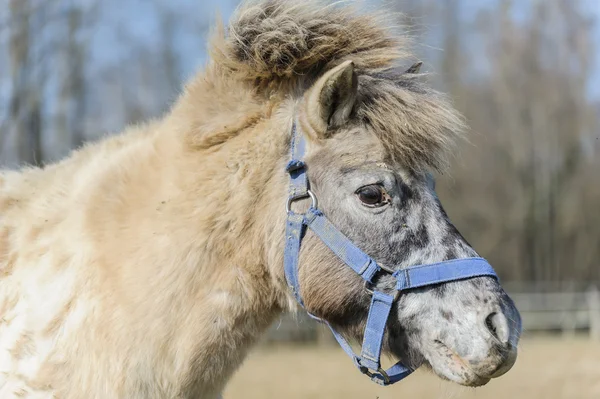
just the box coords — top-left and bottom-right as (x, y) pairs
(364, 366), (391, 385)
(285, 190), (318, 214)
(363, 280), (401, 301)
(364, 280), (375, 295)
(363, 264), (400, 299)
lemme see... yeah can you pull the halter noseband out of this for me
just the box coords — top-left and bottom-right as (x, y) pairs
(283, 120), (498, 386)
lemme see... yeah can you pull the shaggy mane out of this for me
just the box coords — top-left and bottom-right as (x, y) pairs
(208, 0), (466, 171)
(210, 0), (406, 90)
(355, 69), (467, 171)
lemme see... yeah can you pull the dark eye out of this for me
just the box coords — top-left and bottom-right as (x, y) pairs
(356, 185), (390, 207)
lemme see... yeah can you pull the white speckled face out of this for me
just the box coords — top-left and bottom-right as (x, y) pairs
(298, 128), (522, 387)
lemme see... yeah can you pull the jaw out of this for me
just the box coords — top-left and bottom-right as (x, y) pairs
(422, 340), (492, 387)
(416, 338), (520, 387)
(391, 341), (491, 387)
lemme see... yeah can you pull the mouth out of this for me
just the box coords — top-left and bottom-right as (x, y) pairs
(424, 340), (492, 387)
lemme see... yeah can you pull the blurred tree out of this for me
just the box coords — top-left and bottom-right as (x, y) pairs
(435, 0), (600, 282)
(8, 0), (44, 166)
(55, 2), (90, 153)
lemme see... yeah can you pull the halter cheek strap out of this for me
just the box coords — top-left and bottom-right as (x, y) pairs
(283, 120), (498, 386)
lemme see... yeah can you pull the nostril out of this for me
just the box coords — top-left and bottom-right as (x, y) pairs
(485, 313), (497, 336)
(484, 312), (510, 344)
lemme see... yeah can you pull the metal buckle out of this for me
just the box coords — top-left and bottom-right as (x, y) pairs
(361, 366), (391, 385)
(355, 356), (392, 385)
(364, 280), (401, 301)
(285, 190), (318, 214)
(364, 280), (375, 295)
(363, 265), (400, 301)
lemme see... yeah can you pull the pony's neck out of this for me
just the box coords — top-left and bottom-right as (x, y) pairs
(149, 78), (295, 394)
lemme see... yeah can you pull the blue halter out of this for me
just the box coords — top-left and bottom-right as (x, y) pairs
(283, 120), (499, 386)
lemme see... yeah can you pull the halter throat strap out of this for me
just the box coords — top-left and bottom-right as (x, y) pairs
(283, 120), (498, 386)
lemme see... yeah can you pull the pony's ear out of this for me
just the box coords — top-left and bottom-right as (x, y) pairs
(304, 60), (358, 137)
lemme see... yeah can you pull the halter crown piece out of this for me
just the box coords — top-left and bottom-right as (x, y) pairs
(283, 120), (499, 386)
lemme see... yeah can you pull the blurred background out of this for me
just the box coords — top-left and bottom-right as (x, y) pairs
(1, 0), (599, 397)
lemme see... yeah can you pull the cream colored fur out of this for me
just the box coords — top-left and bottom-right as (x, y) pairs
(0, 1), (467, 398)
(0, 98), (304, 397)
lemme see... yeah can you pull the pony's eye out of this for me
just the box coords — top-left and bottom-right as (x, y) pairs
(356, 185), (389, 207)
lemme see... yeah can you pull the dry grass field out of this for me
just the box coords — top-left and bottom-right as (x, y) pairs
(225, 337), (600, 399)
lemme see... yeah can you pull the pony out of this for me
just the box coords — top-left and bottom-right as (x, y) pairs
(0, 1), (521, 397)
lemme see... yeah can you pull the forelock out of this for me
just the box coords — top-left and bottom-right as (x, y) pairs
(354, 69), (467, 172)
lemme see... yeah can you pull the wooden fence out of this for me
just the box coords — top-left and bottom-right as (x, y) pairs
(264, 283), (600, 343)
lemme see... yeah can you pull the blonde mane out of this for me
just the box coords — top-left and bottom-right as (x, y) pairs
(212, 1), (405, 91)
(181, 0), (466, 171)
